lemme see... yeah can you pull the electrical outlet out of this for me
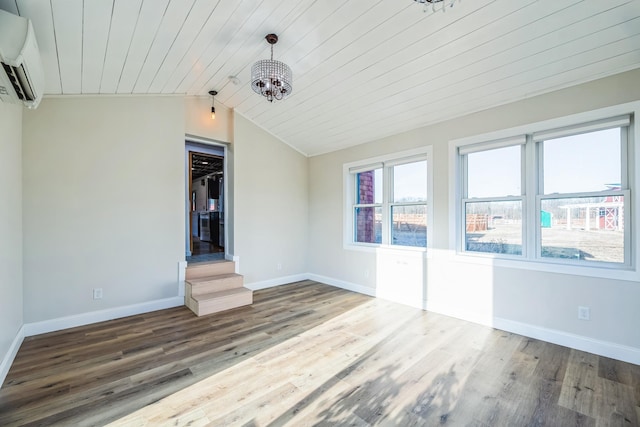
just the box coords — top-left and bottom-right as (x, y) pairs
(93, 288), (103, 300)
(277, 263), (282, 271)
(364, 269), (370, 278)
(578, 306), (590, 321)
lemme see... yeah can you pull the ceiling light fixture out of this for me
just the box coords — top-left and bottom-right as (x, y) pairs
(414, 0), (459, 13)
(208, 90), (217, 120)
(251, 34), (292, 103)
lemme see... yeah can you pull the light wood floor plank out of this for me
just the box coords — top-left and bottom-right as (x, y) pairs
(0, 281), (637, 426)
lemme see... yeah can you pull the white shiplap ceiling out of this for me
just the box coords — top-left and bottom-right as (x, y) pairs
(2, 0), (640, 156)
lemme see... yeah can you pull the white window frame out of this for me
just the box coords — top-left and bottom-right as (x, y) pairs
(344, 146), (433, 253)
(449, 101), (640, 281)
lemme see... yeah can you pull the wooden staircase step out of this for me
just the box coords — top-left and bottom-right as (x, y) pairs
(189, 288), (253, 316)
(184, 260), (252, 317)
(186, 260), (235, 279)
(187, 273), (244, 294)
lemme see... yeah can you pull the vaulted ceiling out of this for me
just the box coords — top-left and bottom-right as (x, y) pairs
(2, 0), (640, 156)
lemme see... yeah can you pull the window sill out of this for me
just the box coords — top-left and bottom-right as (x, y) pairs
(451, 251), (638, 282)
(345, 243), (429, 257)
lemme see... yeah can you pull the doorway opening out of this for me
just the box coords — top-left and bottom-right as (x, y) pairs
(186, 141), (227, 264)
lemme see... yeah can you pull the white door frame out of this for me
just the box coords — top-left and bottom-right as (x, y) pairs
(185, 135), (229, 260)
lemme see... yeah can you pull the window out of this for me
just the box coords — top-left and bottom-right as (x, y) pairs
(537, 126), (627, 264)
(462, 142), (524, 256)
(345, 148), (431, 250)
(354, 168), (382, 244)
(391, 161), (428, 247)
(456, 114), (632, 268)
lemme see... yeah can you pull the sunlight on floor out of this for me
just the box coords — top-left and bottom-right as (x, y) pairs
(106, 298), (494, 426)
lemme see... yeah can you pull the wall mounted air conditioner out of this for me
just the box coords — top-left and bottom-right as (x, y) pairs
(0, 9), (44, 109)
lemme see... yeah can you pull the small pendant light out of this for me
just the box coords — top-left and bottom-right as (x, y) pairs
(208, 90), (217, 120)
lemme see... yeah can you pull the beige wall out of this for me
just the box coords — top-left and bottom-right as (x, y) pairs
(309, 69), (640, 354)
(0, 102), (23, 368)
(233, 113), (308, 284)
(22, 96), (185, 322)
(184, 96), (232, 143)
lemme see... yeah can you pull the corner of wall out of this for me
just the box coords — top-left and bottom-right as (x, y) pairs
(0, 326), (25, 388)
(232, 113), (310, 284)
(0, 101), (24, 388)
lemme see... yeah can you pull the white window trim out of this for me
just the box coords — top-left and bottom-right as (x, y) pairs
(344, 146), (433, 254)
(449, 101), (640, 281)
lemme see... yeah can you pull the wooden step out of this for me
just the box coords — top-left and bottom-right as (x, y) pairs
(186, 260), (235, 279)
(187, 288), (253, 316)
(187, 273), (244, 295)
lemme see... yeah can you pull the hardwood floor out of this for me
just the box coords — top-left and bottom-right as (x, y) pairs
(1, 281), (638, 426)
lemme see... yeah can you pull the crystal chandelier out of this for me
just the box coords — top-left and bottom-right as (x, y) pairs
(251, 34), (292, 102)
(414, 0), (460, 13)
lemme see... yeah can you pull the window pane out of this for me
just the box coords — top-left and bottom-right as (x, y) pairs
(540, 196), (624, 263)
(355, 206), (382, 244)
(356, 169), (382, 204)
(393, 161), (427, 203)
(392, 205), (427, 247)
(543, 128), (621, 194)
(467, 146), (521, 198)
(465, 201), (522, 255)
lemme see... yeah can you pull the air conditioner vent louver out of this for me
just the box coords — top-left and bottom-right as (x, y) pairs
(2, 64), (26, 101)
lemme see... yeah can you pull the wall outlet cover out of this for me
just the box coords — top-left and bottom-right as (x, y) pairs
(578, 306), (590, 321)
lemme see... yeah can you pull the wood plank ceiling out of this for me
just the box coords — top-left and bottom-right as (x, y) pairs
(1, 0), (639, 156)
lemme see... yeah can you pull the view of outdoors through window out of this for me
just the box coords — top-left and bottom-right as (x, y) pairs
(463, 127), (625, 264)
(540, 196), (624, 263)
(392, 161), (427, 247)
(540, 128), (623, 263)
(354, 161), (427, 248)
(465, 200), (523, 255)
(465, 145), (523, 255)
(355, 169), (382, 244)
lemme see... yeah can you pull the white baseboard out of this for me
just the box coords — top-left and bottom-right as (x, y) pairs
(24, 296), (184, 337)
(307, 273), (640, 366)
(307, 274), (377, 297)
(493, 317), (640, 366)
(245, 274), (309, 291)
(0, 325), (25, 388)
